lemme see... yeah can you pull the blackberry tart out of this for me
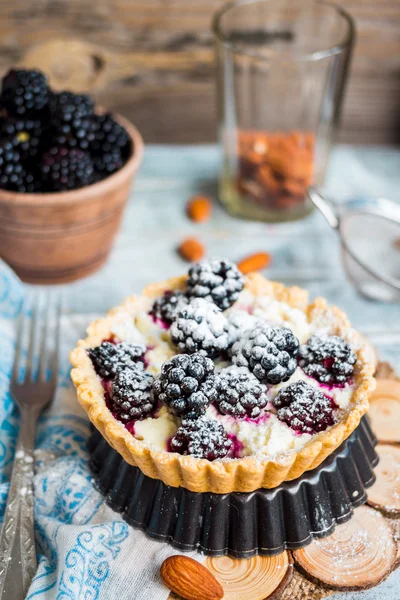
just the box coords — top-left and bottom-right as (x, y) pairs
(70, 259), (376, 493)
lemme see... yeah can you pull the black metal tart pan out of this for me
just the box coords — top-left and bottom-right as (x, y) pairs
(88, 416), (378, 557)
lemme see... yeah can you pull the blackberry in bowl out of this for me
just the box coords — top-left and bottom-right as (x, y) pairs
(39, 147), (96, 192)
(1, 69), (49, 117)
(0, 67), (143, 284)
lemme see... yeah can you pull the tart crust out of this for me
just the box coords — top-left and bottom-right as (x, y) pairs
(70, 273), (376, 493)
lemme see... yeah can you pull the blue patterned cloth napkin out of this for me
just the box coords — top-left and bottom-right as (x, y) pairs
(0, 262), (197, 600)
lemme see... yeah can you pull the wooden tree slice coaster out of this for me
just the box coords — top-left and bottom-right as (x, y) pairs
(279, 569), (333, 600)
(375, 361), (398, 381)
(204, 553), (293, 600)
(358, 335), (379, 373)
(368, 380), (400, 444)
(386, 517), (400, 568)
(367, 444), (400, 516)
(293, 505), (397, 590)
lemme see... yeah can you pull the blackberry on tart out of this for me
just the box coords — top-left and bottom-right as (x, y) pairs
(215, 366), (269, 418)
(88, 341), (146, 379)
(298, 335), (357, 385)
(170, 298), (230, 358)
(170, 417), (232, 460)
(232, 324), (299, 384)
(273, 380), (336, 434)
(187, 258), (244, 310)
(150, 290), (189, 327)
(152, 352), (217, 419)
(110, 366), (155, 423)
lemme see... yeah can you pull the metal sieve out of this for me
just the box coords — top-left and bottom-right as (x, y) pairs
(308, 188), (400, 302)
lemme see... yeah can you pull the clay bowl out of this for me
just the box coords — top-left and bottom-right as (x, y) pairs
(0, 114), (143, 284)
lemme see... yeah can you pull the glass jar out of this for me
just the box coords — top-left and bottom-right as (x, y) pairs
(213, 0), (355, 222)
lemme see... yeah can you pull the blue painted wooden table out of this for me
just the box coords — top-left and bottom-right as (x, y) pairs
(66, 143), (400, 600)
(67, 144), (400, 366)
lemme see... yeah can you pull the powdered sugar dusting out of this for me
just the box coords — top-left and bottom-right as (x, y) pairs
(305, 507), (396, 586)
(110, 312), (147, 346)
(226, 310), (262, 346)
(170, 297), (229, 355)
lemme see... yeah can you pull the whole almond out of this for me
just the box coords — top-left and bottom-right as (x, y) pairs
(161, 555), (224, 600)
(187, 195), (212, 223)
(237, 252), (271, 274)
(178, 237), (205, 262)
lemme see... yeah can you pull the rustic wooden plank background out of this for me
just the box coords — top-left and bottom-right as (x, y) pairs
(0, 0), (399, 145)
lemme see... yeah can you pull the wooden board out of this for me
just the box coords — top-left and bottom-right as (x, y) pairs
(0, 0), (398, 144)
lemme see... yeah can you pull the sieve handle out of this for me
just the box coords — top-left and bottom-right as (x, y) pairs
(308, 187), (339, 229)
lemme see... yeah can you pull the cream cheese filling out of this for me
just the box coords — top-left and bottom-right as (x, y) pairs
(134, 406), (178, 452)
(105, 287), (355, 458)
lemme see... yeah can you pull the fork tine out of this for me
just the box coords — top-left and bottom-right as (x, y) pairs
(38, 291), (50, 381)
(49, 296), (62, 384)
(25, 293), (39, 382)
(12, 299), (26, 384)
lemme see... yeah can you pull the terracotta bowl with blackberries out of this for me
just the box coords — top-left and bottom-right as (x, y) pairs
(0, 68), (143, 284)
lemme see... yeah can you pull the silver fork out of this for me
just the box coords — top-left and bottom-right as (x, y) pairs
(0, 292), (61, 600)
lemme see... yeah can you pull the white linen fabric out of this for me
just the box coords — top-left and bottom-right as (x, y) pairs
(0, 262), (202, 600)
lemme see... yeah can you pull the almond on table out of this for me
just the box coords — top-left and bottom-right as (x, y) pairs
(178, 237), (205, 262)
(187, 195), (212, 223)
(237, 252), (271, 274)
